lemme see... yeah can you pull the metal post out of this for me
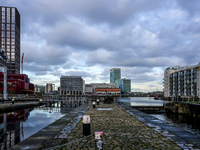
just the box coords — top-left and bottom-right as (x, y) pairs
(83, 115), (91, 136)
(93, 101), (96, 108)
(3, 113), (7, 134)
(3, 66), (7, 100)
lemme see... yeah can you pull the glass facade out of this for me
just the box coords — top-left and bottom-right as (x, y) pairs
(115, 78), (131, 94)
(110, 68), (121, 83)
(169, 67), (199, 97)
(0, 6), (20, 74)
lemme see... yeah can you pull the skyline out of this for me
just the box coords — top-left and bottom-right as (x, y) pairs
(1, 0), (200, 92)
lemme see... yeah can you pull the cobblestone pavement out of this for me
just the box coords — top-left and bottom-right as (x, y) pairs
(57, 103), (182, 150)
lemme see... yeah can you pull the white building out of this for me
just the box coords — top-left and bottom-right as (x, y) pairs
(45, 83), (54, 94)
(164, 63), (200, 98)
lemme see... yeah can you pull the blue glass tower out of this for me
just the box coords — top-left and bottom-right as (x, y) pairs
(110, 68), (121, 83)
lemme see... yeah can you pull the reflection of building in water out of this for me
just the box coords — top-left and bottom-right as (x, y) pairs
(0, 109), (31, 149)
(41, 96), (87, 113)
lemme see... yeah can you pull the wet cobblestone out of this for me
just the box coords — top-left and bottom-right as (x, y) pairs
(58, 103), (182, 150)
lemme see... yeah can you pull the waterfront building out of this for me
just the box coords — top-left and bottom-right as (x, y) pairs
(164, 63), (200, 98)
(115, 78), (131, 94)
(60, 76), (83, 95)
(95, 88), (121, 95)
(90, 83), (119, 94)
(110, 68), (121, 83)
(163, 66), (180, 97)
(0, 73), (34, 94)
(45, 83), (55, 94)
(0, 6), (20, 74)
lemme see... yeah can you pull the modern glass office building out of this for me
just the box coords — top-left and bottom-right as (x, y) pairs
(115, 78), (131, 94)
(164, 63), (200, 98)
(0, 6), (20, 74)
(110, 68), (121, 83)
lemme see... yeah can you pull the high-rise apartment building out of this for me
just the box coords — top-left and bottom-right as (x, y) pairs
(60, 76), (84, 95)
(110, 68), (121, 83)
(0, 6), (20, 74)
(164, 63), (200, 98)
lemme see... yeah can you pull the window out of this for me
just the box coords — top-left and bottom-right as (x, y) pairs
(1, 31), (5, 37)
(2, 24), (5, 30)
(7, 31), (10, 37)
(7, 26), (10, 30)
(1, 38), (5, 44)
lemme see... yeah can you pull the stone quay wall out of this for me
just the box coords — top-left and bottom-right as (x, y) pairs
(164, 102), (200, 117)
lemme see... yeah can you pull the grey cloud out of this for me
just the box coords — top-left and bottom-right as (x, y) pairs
(22, 42), (70, 65)
(63, 71), (93, 78)
(177, 0), (200, 16)
(1, 0), (200, 90)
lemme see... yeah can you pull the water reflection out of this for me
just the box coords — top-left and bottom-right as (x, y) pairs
(0, 96), (87, 149)
(151, 113), (200, 134)
(119, 97), (165, 106)
(119, 97), (200, 134)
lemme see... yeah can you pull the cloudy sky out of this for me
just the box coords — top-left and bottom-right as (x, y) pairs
(1, 0), (200, 92)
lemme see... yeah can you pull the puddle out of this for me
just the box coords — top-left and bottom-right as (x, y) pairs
(97, 108), (113, 110)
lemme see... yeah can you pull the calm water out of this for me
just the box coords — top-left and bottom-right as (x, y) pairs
(0, 98), (86, 149)
(1, 97), (199, 149)
(119, 97), (165, 106)
(119, 97), (200, 134)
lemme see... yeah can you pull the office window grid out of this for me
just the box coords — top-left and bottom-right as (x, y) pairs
(0, 6), (20, 74)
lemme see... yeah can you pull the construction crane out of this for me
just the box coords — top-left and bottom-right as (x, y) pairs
(21, 53), (24, 74)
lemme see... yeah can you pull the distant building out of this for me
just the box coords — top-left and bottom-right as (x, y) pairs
(85, 84), (93, 95)
(60, 76), (83, 95)
(110, 68), (121, 83)
(164, 63), (200, 98)
(95, 88), (121, 95)
(0, 73), (34, 94)
(115, 78), (131, 94)
(90, 83), (119, 94)
(35, 85), (45, 94)
(45, 83), (54, 94)
(0, 6), (21, 74)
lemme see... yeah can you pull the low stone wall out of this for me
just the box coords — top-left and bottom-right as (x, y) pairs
(164, 102), (200, 117)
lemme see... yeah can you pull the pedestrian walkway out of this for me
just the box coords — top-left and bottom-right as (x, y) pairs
(56, 103), (183, 150)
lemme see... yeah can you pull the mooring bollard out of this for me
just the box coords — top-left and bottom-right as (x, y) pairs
(83, 115), (91, 136)
(93, 101), (96, 108)
(97, 99), (99, 105)
(95, 132), (103, 150)
(12, 98), (15, 104)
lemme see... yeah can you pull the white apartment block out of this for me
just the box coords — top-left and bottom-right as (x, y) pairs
(164, 63), (200, 98)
